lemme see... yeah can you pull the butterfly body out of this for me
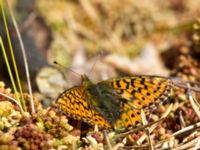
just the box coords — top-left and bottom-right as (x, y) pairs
(55, 75), (173, 131)
(81, 75), (121, 125)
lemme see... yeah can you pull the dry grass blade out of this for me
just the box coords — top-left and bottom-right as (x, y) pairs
(0, 92), (24, 113)
(187, 83), (200, 120)
(139, 109), (154, 150)
(194, 137), (200, 150)
(103, 130), (112, 150)
(172, 78), (200, 93)
(139, 104), (173, 144)
(155, 123), (200, 149)
(179, 110), (186, 128)
(175, 136), (200, 150)
(173, 122), (200, 137)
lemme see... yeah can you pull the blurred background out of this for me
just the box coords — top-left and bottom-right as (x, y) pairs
(1, 0), (200, 103)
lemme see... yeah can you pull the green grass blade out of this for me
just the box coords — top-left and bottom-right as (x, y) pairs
(0, 37), (21, 105)
(0, 0), (26, 112)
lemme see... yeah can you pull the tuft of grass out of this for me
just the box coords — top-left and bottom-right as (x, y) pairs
(0, 0), (27, 112)
(0, 37), (25, 114)
(5, 0), (35, 113)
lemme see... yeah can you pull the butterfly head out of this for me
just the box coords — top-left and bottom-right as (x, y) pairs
(81, 74), (93, 87)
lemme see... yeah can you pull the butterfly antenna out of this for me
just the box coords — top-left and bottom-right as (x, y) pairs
(53, 61), (82, 78)
(88, 52), (102, 77)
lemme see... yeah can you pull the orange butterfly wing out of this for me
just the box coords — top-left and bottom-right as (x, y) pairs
(99, 76), (173, 130)
(55, 86), (111, 129)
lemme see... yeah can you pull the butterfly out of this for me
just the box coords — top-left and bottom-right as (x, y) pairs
(54, 75), (173, 131)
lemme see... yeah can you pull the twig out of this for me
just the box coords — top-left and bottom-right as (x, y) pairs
(6, 0), (35, 113)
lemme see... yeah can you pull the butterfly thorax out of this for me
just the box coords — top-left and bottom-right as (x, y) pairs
(81, 75), (121, 125)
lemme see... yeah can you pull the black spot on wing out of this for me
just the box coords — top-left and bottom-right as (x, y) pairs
(131, 79), (135, 87)
(140, 78), (145, 85)
(122, 79), (130, 89)
(116, 80), (121, 88)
